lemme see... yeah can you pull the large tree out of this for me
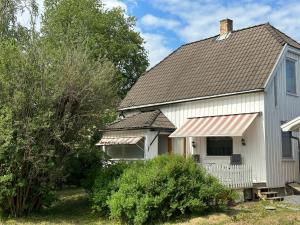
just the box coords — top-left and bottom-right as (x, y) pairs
(0, 0), (148, 217)
(42, 0), (149, 97)
(0, 35), (118, 216)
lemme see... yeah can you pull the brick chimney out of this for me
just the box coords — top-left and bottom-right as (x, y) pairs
(220, 19), (233, 36)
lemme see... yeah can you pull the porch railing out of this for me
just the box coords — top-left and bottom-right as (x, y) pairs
(200, 164), (253, 189)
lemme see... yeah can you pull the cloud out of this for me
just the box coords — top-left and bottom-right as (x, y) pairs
(147, 0), (300, 43)
(141, 33), (172, 68)
(140, 14), (181, 30)
(102, 0), (128, 11)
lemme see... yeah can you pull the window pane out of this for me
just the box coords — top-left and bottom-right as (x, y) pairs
(207, 137), (233, 156)
(286, 59), (296, 94)
(282, 131), (292, 158)
(106, 141), (144, 159)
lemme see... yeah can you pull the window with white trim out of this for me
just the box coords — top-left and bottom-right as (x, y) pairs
(286, 59), (297, 94)
(281, 131), (293, 159)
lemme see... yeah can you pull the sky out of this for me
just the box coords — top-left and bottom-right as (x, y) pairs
(18, 0), (300, 68)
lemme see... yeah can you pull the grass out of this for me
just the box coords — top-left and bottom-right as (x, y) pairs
(0, 188), (116, 225)
(1, 188), (300, 225)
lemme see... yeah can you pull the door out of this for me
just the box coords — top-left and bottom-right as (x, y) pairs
(168, 138), (173, 154)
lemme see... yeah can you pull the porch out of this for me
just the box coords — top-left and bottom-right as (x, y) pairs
(200, 164), (253, 189)
(97, 111), (261, 189)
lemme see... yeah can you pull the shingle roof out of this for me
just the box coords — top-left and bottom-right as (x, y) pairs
(105, 110), (176, 131)
(119, 23), (300, 110)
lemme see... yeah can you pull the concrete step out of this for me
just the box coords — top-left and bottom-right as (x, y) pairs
(266, 196), (284, 201)
(261, 191), (278, 196)
(256, 187), (269, 190)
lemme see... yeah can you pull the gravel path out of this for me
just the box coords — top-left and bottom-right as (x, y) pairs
(283, 195), (300, 205)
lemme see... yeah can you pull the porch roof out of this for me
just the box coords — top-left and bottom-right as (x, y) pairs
(103, 110), (176, 131)
(170, 113), (259, 137)
(281, 116), (300, 132)
(96, 136), (143, 146)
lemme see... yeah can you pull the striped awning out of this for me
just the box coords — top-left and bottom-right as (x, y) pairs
(170, 113), (259, 137)
(96, 136), (143, 146)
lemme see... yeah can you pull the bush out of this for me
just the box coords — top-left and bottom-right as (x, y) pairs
(90, 162), (129, 215)
(107, 155), (235, 225)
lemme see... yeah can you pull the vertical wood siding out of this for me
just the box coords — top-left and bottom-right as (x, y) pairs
(264, 48), (300, 187)
(160, 92), (267, 183)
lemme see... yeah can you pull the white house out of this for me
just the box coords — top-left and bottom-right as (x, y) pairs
(97, 19), (300, 190)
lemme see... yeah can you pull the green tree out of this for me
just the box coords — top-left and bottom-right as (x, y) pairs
(0, 0), (148, 217)
(0, 38), (117, 216)
(42, 0), (149, 97)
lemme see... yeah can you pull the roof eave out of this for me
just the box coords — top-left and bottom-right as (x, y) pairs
(118, 89), (264, 111)
(100, 127), (175, 132)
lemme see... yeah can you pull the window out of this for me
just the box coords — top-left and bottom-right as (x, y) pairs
(207, 137), (233, 156)
(274, 74), (278, 106)
(286, 59), (297, 94)
(281, 131), (293, 159)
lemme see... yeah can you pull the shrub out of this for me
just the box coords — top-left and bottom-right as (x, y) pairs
(107, 155), (235, 225)
(90, 162), (129, 215)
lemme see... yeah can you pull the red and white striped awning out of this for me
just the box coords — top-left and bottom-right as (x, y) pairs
(170, 113), (259, 137)
(96, 136), (143, 146)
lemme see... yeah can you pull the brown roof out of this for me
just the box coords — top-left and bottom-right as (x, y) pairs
(105, 110), (175, 131)
(119, 23), (300, 110)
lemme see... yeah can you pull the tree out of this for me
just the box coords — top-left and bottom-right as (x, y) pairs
(0, 0), (148, 217)
(0, 37), (118, 216)
(42, 0), (149, 97)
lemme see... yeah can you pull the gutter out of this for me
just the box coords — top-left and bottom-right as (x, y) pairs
(119, 89), (263, 111)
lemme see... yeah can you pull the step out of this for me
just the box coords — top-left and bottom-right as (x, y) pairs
(266, 196), (284, 201)
(261, 191), (278, 196)
(255, 187), (269, 190)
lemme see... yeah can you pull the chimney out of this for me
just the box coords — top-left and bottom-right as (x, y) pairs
(220, 19), (233, 36)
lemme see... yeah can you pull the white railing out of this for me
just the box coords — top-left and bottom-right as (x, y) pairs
(201, 164), (253, 189)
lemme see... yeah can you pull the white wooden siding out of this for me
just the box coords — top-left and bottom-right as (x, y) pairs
(264, 47), (300, 187)
(160, 92), (267, 183)
(161, 92), (264, 128)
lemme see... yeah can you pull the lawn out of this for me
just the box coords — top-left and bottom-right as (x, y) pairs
(1, 188), (300, 225)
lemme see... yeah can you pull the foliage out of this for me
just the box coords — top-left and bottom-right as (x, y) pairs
(107, 155), (235, 225)
(0, 0), (148, 217)
(90, 162), (129, 215)
(42, 0), (149, 97)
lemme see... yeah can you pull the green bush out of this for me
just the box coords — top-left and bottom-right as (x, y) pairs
(91, 162), (129, 215)
(107, 155), (235, 225)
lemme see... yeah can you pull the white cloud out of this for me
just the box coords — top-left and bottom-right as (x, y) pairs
(140, 14), (181, 30)
(148, 0), (300, 43)
(141, 33), (172, 68)
(102, 0), (128, 11)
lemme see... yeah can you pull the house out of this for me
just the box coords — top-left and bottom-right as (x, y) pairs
(97, 19), (300, 190)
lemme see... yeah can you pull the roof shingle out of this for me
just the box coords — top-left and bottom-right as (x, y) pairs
(119, 23), (300, 110)
(105, 110), (175, 131)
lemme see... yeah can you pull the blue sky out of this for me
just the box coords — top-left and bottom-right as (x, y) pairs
(19, 0), (300, 68)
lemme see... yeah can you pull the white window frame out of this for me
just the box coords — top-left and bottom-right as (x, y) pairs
(285, 58), (297, 96)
